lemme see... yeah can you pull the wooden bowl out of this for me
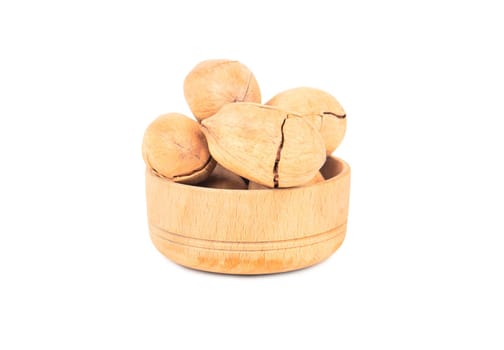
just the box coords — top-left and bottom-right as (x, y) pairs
(145, 156), (350, 274)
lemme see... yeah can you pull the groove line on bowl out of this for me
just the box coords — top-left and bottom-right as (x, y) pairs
(150, 222), (346, 244)
(150, 230), (345, 252)
(149, 223), (346, 252)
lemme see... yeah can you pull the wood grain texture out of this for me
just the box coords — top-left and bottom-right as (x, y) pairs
(145, 156), (351, 274)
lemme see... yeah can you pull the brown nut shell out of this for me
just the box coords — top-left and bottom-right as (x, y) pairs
(248, 171), (324, 190)
(184, 59), (261, 121)
(305, 171), (325, 186)
(247, 181), (269, 190)
(199, 164), (247, 190)
(266, 87), (346, 155)
(142, 113), (215, 184)
(201, 103), (326, 188)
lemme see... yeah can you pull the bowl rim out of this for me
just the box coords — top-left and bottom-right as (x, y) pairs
(146, 156), (349, 194)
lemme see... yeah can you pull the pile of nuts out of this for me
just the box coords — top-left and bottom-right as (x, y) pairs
(142, 59), (346, 190)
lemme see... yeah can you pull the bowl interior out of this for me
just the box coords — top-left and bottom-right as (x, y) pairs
(320, 156), (344, 180)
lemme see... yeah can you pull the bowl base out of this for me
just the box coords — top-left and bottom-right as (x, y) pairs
(149, 223), (346, 274)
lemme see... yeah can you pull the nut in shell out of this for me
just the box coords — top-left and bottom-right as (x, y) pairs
(142, 113), (216, 184)
(184, 59), (261, 121)
(266, 87), (346, 155)
(305, 171), (325, 186)
(201, 103), (326, 188)
(199, 164), (247, 190)
(248, 171), (324, 190)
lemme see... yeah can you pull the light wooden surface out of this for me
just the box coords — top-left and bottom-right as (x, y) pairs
(145, 156), (351, 274)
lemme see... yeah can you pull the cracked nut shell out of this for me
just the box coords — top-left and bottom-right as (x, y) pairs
(184, 59), (261, 121)
(201, 103), (326, 188)
(248, 171), (324, 190)
(266, 87), (346, 155)
(142, 113), (216, 184)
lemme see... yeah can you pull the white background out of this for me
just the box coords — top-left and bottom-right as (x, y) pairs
(1, 0), (503, 348)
